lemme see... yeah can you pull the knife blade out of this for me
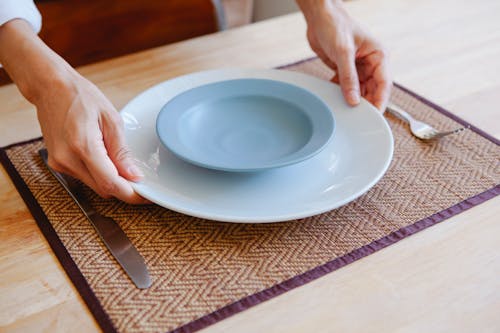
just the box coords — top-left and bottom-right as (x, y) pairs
(39, 149), (152, 289)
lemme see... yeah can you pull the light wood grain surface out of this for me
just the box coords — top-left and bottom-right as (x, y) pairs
(1, 0), (499, 332)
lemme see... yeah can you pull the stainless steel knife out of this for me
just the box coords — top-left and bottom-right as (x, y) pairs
(39, 149), (152, 289)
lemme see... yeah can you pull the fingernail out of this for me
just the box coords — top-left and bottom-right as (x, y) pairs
(347, 90), (360, 105)
(128, 165), (144, 178)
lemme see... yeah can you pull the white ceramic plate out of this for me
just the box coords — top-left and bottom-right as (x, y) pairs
(122, 69), (394, 223)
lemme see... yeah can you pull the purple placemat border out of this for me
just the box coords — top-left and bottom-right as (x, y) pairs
(173, 186), (499, 333)
(0, 138), (119, 333)
(170, 59), (500, 333)
(0, 58), (498, 333)
(393, 83), (500, 146)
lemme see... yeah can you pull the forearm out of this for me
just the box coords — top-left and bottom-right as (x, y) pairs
(0, 18), (74, 104)
(296, 0), (347, 22)
(0, 18), (144, 203)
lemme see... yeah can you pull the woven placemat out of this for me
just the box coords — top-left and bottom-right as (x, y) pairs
(1, 58), (499, 333)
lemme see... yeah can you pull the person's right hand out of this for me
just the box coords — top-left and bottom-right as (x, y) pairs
(36, 70), (147, 203)
(0, 19), (146, 203)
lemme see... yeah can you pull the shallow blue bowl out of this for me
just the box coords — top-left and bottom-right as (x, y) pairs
(156, 78), (335, 172)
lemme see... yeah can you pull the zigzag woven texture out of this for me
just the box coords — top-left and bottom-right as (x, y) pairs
(4, 59), (500, 333)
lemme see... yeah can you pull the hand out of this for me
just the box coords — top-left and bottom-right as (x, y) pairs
(36, 71), (147, 203)
(297, 0), (392, 111)
(0, 19), (147, 203)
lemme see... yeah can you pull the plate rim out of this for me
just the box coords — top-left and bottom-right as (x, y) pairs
(122, 68), (394, 223)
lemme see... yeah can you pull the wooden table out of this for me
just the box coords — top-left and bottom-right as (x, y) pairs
(1, 0), (499, 332)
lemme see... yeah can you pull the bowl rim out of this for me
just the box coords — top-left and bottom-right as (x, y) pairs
(156, 78), (336, 172)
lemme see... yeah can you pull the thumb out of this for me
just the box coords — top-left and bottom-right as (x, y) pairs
(103, 112), (143, 181)
(334, 46), (360, 106)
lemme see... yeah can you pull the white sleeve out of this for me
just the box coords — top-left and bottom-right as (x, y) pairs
(0, 0), (41, 33)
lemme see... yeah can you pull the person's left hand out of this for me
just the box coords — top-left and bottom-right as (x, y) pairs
(297, 0), (392, 111)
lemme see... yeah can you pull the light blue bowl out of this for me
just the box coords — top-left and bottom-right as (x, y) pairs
(156, 78), (335, 172)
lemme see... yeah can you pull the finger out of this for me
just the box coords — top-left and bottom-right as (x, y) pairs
(88, 155), (148, 204)
(315, 45), (339, 72)
(373, 83), (392, 111)
(330, 74), (340, 85)
(101, 110), (143, 181)
(359, 49), (392, 110)
(371, 60), (392, 111)
(76, 129), (148, 204)
(65, 158), (149, 204)
(356, 59), (372, 84)
(48, 149), (111, 199)
(360, 81), (367, 97)
(335, 45), (361, 106)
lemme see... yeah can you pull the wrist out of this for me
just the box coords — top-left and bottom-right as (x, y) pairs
(19, 42), (79, 106)
(297, 0), (345, 23)
(24, 56), (79, 107)
(0, 19), (78, 105)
